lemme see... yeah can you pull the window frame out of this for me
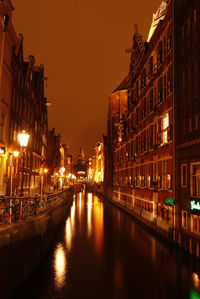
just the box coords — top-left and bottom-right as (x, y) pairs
(181, 163), (187, 188)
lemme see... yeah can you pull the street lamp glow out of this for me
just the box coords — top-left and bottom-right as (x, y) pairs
(61, 167), (65, 173)
(44, 168), (48, 173)
(18, 130), (30, 147)
(13, 151), (19, 157)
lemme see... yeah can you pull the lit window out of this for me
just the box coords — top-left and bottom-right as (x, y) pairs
(191, 163), (200, 197)
(167, 174), (171, 189)
(182, 211), (187, 229)
(162, 114), (169, 143)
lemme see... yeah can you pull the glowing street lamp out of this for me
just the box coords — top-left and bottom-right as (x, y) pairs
(60, 167), (65, 174)
(18, 130), (30, 197)
(18, 131), (30, 148)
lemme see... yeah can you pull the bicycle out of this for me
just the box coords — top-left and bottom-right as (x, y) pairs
(0, 203), (11, 223)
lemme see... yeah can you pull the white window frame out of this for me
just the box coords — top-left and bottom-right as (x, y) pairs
(190, 162), (200, 197)
(162, 113), (169, 144)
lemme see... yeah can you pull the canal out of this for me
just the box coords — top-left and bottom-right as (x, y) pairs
(14, 191), (200, 299)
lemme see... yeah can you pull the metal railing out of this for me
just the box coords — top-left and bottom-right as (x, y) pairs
(0, 187), (73, 224)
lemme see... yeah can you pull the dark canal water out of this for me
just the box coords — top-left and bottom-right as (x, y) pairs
(14, 191), (200, 299)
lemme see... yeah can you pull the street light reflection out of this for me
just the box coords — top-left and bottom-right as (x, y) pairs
(87, 193), (92, 237)
(93, 195), (104, 257)
(65, 218), (72, 250)
(54, 243), (66, 289)
(192, 272), (200, 289)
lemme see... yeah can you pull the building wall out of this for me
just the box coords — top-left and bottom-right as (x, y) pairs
(109, 1), (174, 232)
(0, 1), (17, 194)
(175, 0), (200, 238)
(107, 87), (128, 187)
(9, 42), (48, 195)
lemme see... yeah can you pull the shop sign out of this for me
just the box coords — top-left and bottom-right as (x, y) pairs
(0, 147), (5, 154)
(165, 198), (175, 206)
(190, 199), (200, 215)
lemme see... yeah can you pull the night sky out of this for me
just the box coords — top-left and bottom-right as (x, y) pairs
(12, 0), (162, 159)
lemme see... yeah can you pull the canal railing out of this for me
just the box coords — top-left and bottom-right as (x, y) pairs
(0, 187), (73, 224)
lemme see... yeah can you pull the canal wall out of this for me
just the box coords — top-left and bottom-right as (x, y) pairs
(0, 187), (77, 298)
(88, 185), (200, 260)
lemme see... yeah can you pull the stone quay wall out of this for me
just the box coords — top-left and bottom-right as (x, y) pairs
(0, 187), (79, 298)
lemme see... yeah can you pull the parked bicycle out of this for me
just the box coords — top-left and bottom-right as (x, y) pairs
(0, 201), (11, 223)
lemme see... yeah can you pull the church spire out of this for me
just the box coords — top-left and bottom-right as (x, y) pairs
(78, 145), (85, 162)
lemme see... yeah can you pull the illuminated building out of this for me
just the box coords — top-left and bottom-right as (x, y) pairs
(108, 1), (173, 233)
(107, 78), (128, 187)
(0, 1), (17, 194)
(107, 0), (200, 253)
(46, 128), (61, 189)
(86, 157), (94, 182)
(9, 36), (48, 195)
(174, 0), (200, 250)
(74, 145), (86, 181)
(94, 136), (107, 185)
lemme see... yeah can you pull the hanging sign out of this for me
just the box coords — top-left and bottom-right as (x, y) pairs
(190, 199), (200, 215)
(165, 198), (175, 206)
(0, 147), (5, 154)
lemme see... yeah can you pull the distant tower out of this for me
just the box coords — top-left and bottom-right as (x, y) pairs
(78, 145), (85, 165)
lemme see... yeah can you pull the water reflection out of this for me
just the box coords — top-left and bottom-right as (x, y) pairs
(113, 259), (123, 290)
(93, 195), (104, 258)
(54, 243), (66, 289)
(15, 191), (200, 299)
(87, 193), (92, 237)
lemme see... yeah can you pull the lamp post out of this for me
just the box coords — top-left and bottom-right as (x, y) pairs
(18, 131), (30, 197)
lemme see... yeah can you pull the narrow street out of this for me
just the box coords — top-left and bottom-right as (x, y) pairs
(14, 191), (200, 299)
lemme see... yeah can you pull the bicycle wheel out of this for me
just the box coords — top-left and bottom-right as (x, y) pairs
(1, 212), (10, 223)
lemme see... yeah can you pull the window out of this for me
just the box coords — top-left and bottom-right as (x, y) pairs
(187, 17), (190, 32)
(167, 174), (171, 189)
(163, 36), (167, 59)
(153, 162), (158, 184)
(189, 118), (192, 133)
(194, 9), (197, 23)
(158, 77), (163, 103)
(182, 72), (185, 84)
(182, 25), (185, 38)
(194, 61), (198, 74)
(163, 75), (167, 100)
(0, 113), (5, 142)
(148, 56), (153, 78)
(182, 211), (187, 229)
(157, 41), (163, 66)
(162, 113), (169, 144)
(181, 164), (187, 187)
(191, 163), (200, 197)
(162, 160), (170, 189)
(153, 123), (158, 146)
(195, 114), (199, 130)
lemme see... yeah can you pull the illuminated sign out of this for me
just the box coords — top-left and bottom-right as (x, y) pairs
(165, 198), (175, 206)
(190, 200), (200, 214)
(0, 147), (5, 154)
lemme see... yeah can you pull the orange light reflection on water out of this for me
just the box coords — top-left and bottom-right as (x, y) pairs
(87, 193), (92, 237)
(54, 243), (66, 289)
(93, 195), (104, 258)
